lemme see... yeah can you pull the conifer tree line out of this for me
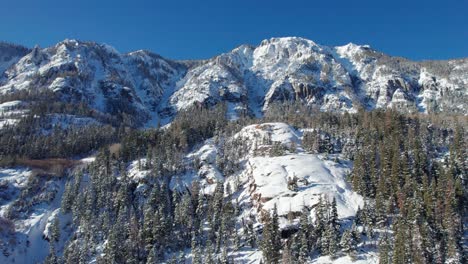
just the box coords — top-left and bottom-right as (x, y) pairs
(0, 97), (466, 263)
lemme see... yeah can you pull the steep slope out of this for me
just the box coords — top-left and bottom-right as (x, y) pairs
(0, 168), (66, 263)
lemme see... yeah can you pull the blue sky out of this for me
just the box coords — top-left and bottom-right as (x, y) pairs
(1, 0), (467, 60)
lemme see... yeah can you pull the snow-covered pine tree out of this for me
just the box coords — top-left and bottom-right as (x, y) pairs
(379, 233), (392, 264)
(298, 230), (310, 263)
(146, 245), (156, 264)
(260, 204), (281, 264)
(341, 222), (359, 260)
(49, 215), (60, 243)
(44, 244), (58, 264)
(205, 240), (216, 264)
(220, 245), (229, 264)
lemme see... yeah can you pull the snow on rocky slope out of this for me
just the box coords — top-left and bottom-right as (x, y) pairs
(0, 37), (466, 129)
(190, 123), (363, 220)
(132, 122), (363, 223)
(126, 122), (365, 263)
(334, 43), (468, 113)
(243, 153), (360, 218)
(0, 158), (94, 263)
(0, 168), (67, 263)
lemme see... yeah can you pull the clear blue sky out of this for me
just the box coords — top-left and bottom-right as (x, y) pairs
(1, 0), (467, 60)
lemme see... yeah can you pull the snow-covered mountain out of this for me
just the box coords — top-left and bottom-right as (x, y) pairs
(0, 39), (190, 126)
(0, 37), (466, 127)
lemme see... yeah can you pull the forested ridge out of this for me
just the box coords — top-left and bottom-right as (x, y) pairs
(0, 99), (466, 264)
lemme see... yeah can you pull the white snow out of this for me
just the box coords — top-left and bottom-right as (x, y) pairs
(235, 123), (301, 149)
(80, 156), (96, 163)
(47, 114), (100, 129)
(244, 153), (362, 219)
(127, 159), (151, 180)
(0, 100), (27, 129)
(0, 100), (23, 111)
(0, 118), (19, 129)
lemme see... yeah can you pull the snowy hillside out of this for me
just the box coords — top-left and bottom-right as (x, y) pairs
(0, 122), (365, 263)
(127, 122), (370, 263)
(132, 122), (363, 222)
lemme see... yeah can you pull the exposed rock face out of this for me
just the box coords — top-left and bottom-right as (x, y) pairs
(0, 37), (466, 126)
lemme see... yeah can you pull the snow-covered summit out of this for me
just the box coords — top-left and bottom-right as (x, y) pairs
(170, 36), (467, 116)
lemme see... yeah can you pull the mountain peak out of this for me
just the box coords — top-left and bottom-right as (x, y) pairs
(259, 36), (320, 48)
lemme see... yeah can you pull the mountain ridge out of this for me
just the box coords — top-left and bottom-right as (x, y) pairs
(0, 37), (466, 128)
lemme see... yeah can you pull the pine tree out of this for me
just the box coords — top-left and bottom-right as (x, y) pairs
(142, 205), (154, 250)
(379, 233), (392, 264)
(192, 245), (202, 264)
(146, 246), (156, 264)
(375, 183), (389, 227)
(315, 195), (327, 252)
(341, 229), (353, 255)
(326, 224), (339, 259)
(282, 240), (294, 264)
(352, 152), (364, 192)
(341, 223), (359, 260)
(168, 255), (177, 264)
(63, 242), (80, 264)
(297, 207), (311, 261)
(260, 205), (281, 264)
(104, 227), (119, 263)
(233, 228), (241, 250)
(204, 240), (216, 264)
(79, 238), (90, 264)
(327, 197), (340, 258)
(44, 244), (58, 264)
(153, 209), (167, 250)
(220, 245), (229, 264)
(244, 215), (257, 248)
(49, 215), (60, 243)
(298, 230), (309, 263)
(61, 181), (74, 212)
(393, 218), (410, 264)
